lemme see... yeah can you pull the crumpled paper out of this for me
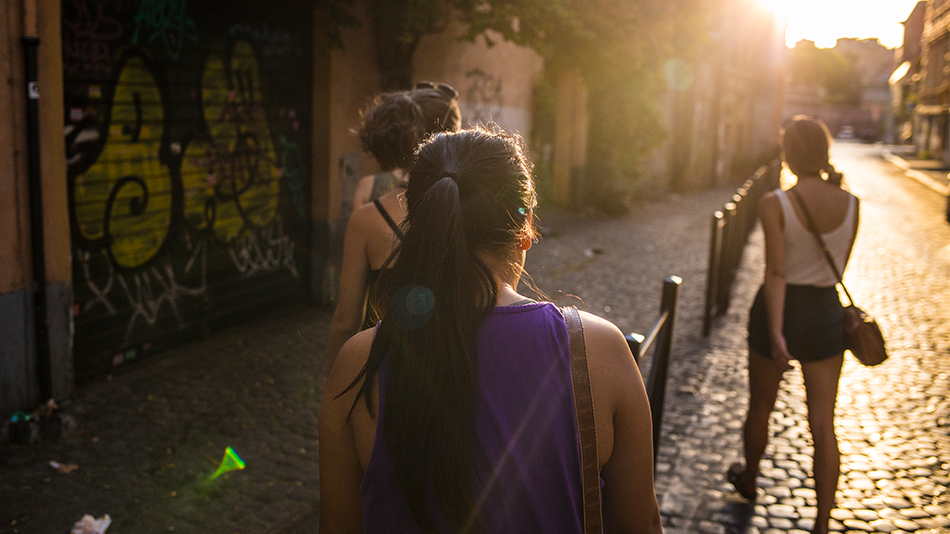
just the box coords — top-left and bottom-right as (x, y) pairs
(71, 514), (112, 534)
(49, 460), (79, 474)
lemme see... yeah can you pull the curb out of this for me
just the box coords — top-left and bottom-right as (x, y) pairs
(883, 153), (950, 196)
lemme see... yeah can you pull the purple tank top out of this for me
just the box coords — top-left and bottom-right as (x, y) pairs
(360, 302), (586, 533)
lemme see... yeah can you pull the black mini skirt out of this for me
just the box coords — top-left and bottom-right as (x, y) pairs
(747, 284), (847, 363)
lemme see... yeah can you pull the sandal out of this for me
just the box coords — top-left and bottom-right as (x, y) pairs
(727, 462), (757, 501)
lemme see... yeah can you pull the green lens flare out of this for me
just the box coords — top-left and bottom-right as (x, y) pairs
(209, 446), (245, 481)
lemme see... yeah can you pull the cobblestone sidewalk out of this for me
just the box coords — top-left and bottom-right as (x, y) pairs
(2, 145), (948, 533)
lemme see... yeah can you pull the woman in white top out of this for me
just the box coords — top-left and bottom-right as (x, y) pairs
(728, 116), (859, 534)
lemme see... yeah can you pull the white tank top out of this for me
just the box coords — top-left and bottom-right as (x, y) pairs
(777, 188), (857, 287)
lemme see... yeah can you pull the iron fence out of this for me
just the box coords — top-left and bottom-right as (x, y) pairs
(702, 160), (781, 336)
(624, 275), (681, 466)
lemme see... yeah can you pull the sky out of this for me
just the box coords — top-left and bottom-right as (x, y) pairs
(767, 0), (924, 49)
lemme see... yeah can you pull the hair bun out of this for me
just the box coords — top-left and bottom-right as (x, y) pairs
(824, 164), (844, 186)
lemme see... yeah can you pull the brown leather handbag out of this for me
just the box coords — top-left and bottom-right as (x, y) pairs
(789, 189), (888, 366)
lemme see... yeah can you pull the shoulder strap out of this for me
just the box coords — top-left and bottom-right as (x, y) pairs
(373, 198), (405, 241)
(788, 189), (855, 306)
(561, 306), (603, 534)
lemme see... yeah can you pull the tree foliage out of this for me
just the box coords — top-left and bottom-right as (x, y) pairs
(789, 42), (863, 106)
(455, 0), (702, 211)
(319, 0), (704, 211)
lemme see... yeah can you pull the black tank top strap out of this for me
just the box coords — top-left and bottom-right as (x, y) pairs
(373, 199), (405, 241)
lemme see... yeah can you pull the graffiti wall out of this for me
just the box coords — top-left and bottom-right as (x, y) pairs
(62, 0), (312, 379)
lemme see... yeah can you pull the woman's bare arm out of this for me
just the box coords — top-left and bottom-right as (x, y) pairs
(319, 332), (374, 534)
(759, 193), (792, 370)
(582, 312), (663, 534)
(352, 174), (375, 208)
(326, 208), (373, 376)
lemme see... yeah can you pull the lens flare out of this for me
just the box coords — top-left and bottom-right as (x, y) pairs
(663, 59), (693, 92)
(209, 446), (245, 481)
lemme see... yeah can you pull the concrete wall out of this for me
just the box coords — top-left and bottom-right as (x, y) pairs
(318, 3), (544, 301)
(1, 0), (72, 415)
(414, 27), (543, 140)
(552, 70), (588, 207)
(0, 1), (31, 298)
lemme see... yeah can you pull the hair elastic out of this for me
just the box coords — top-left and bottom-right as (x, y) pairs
(438, 171), (459, 182)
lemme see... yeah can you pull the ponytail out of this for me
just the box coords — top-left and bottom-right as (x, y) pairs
(342, 127), (535, 533)
(380, 174), (493, 532)
(824, 164), (844, 187)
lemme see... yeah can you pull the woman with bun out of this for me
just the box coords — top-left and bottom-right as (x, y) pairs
(326, 82), (461, 376)
(729, 116), (859, 534)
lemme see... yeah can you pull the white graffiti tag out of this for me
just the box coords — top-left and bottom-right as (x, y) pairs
(228, 217), (298, 278)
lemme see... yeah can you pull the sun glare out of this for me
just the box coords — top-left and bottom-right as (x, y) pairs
(757, 0), (788, 18)
(776, 0), (922, 49)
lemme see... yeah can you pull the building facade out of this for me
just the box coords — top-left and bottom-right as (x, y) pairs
(917, 0), (950, 161)
(891, 1), (927, 145)
(659, 0), (786, 192)
(783, 38), (895, 143)
(0, 0), (542, 415)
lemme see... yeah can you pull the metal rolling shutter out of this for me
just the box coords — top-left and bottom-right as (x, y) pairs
(62, 0), (313, 379)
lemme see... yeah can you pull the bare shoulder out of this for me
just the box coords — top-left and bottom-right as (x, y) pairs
(352, 174), (376, 207)
(759, 189), (781, 210)
(324, 328), (376, 405)
(357, 173), (375, 188)
(347, 198), (384, 233)
(758, 190), (785, 228)
(576, 310), (627, 348)
(575, 310), (637, 377)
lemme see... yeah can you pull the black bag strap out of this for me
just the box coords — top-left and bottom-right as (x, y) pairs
(373, 198), (405, 241)
(561, 306), (603, 534)
(787, 188), (855, 306)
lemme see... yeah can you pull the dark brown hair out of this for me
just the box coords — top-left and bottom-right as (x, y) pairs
(344, 126), (536, 533)
(781, 115), (844, 186)
(357, 83), (461, 170)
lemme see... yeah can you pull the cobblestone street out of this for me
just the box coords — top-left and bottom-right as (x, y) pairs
(1, 143), (948, 533)
(642, 143), (950, 534)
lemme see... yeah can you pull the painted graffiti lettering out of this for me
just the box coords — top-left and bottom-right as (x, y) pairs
(228, 23), (301, 56)
(72, 55), (172, 269)
(465, 69), (504, 125)
(62, 0), (125, 76)
(131, 0), (198, 60)
(62, 0), (124, 40)
(229, 217), (297, 277)
(65, 11), (309, 359)
(119, 249), (207, 340)
(78, 239), (208, 342)
(279, 135), (306, 218)
(181, 41), (283, 242)
(78, 250), (117, 316)
(63, 40), (114, 77)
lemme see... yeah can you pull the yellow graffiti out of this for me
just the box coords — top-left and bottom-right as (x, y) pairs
(181, 40), (281, 242)
(74, 56), (172, 269)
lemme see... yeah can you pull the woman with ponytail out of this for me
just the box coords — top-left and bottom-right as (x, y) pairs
(326, 82), (461, 375)
(320, 127), (662, 533)
(728, 116), (859, 534)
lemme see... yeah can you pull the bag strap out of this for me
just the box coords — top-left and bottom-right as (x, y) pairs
(373, 198), (405, 241)
(787, 188), (855, 306)
(561, 306), (603, 534)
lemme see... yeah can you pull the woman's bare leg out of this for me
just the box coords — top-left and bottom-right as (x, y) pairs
(801, 353), (844, 534)
(740, 349), (785, 492)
